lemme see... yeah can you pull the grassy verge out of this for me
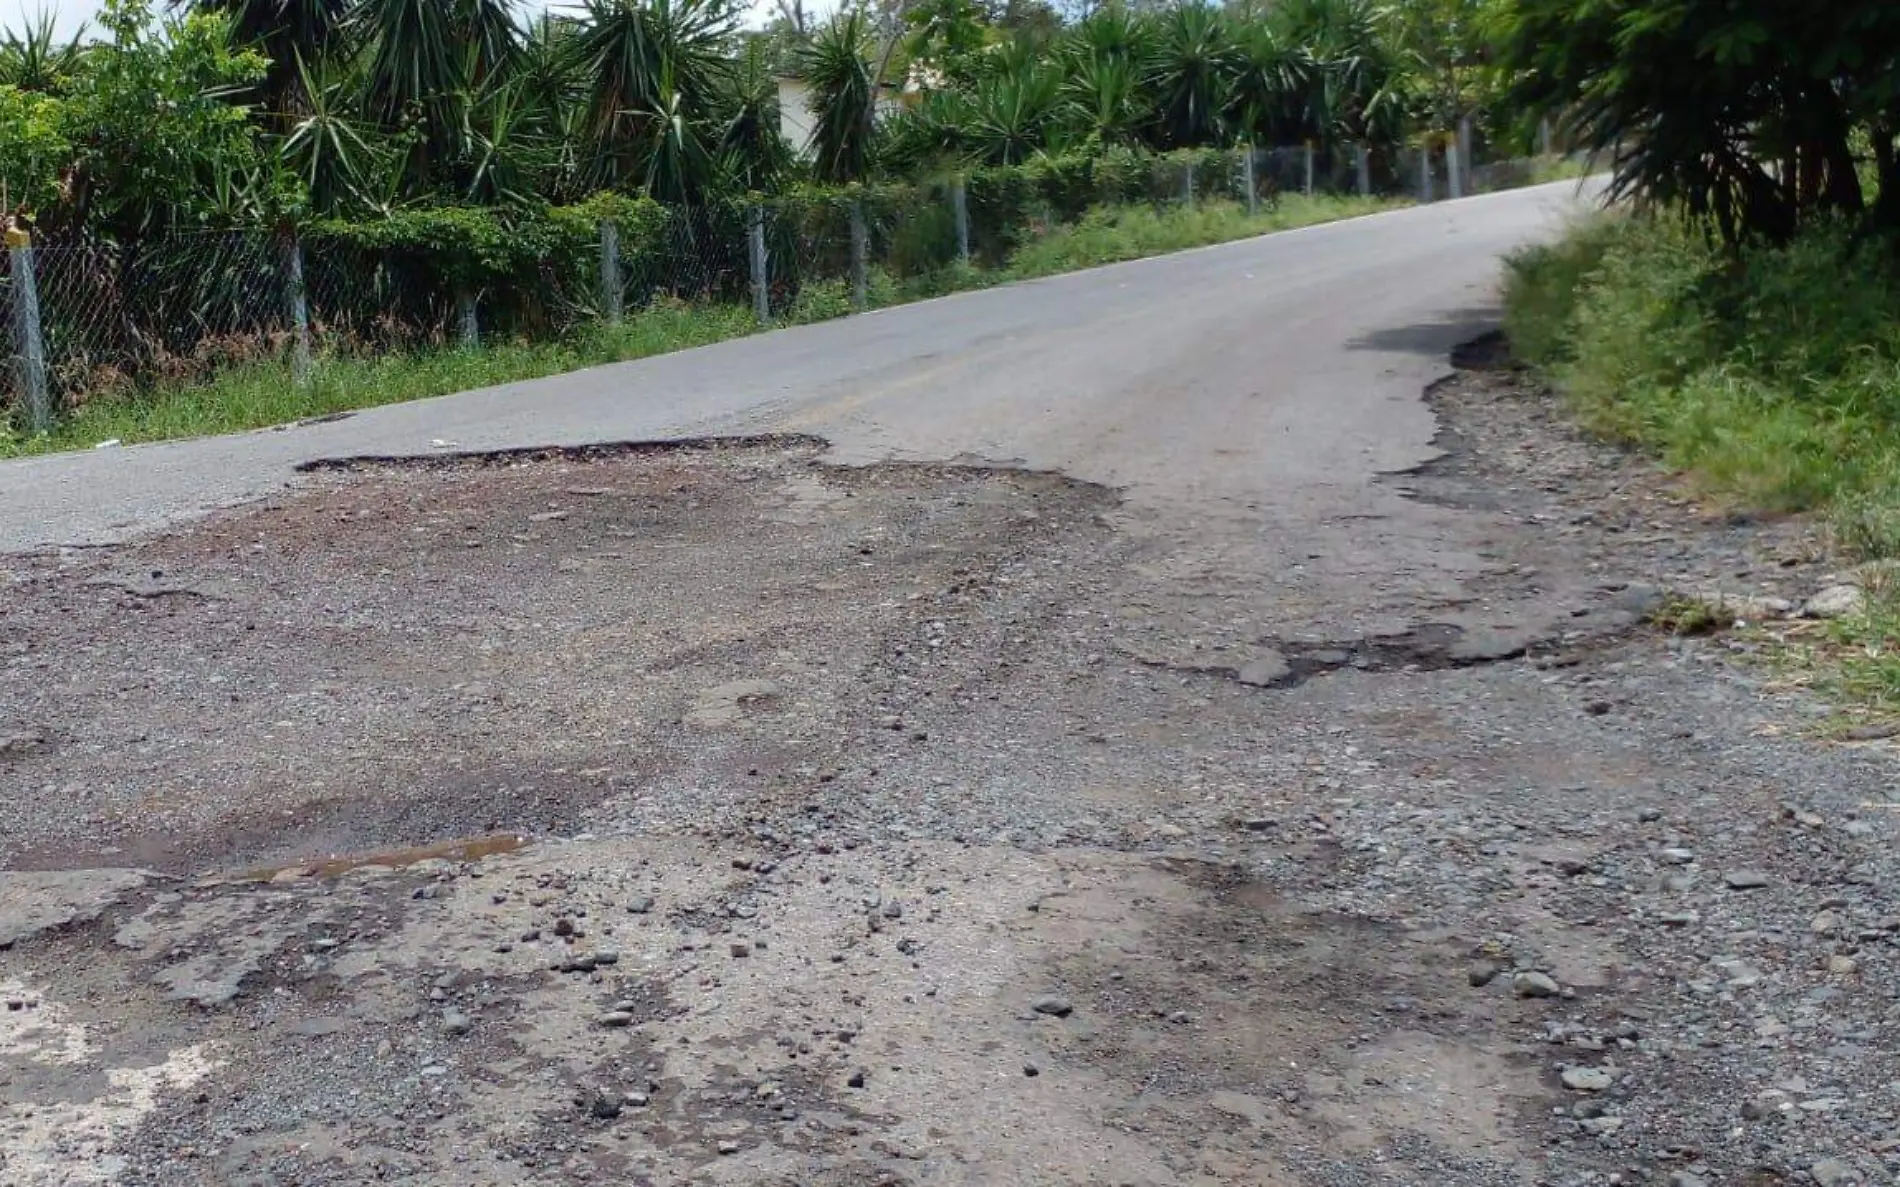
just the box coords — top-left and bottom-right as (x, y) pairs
(0, 193), (1398, 458)
(1503, 212), (1900, 723)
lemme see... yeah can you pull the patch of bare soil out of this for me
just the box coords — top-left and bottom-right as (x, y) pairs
(0, 439), (1115, 873)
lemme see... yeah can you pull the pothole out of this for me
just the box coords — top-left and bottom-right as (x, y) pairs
(1, 439), (1120, 875)
(1136, 622), (1543, 690)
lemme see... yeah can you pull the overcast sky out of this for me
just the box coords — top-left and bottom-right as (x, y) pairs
(5, 0), (799, 38)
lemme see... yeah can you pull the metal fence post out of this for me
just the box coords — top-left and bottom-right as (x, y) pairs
(281, 232), (312, 386)
(1540, 117), (1553, 157)
(951, 179), (970, 264)
(1457, 115), (1474, 194)
(849, 200), (868, 311)
(1182, 160), (1194, 208)
(1243, 146), (1257, 216)
(747, 204), (769, 325)
(6, 229), (51, 433)
(1447, 140), (1464, 200)
(599, 219), (623, 326)
(456, 288), (479, 348)
(1303, 142), (1315, 196)
(1419, 145), (1433, 203)
(1355, 144), (1371, 197)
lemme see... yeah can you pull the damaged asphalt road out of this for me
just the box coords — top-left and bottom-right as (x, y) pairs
(3, 183), (1896, 1186)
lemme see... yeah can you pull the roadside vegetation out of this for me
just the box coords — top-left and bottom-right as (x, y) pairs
(0, 0), (1540, 452)
(13, 190), (1394, 456)
(1494, 0), (1900, 722)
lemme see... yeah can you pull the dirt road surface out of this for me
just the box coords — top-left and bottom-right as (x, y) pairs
(3, 188), (1896, 1187)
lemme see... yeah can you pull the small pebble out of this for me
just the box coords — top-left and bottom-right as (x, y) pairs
(1513, 971), (1561, 999)
(1810, 1157), (1861, 1187)
(1560, 1066), (1616, 1092)
(1031, 995), (1074, 1018)
(588, 1089), (621, 1120)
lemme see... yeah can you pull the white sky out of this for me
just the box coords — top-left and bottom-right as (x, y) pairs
(5, 0), (800, 38)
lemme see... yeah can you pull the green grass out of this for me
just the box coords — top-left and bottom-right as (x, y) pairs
(0, 193), (1401, 458)
(1005, 193), (1398, 276)
(1503, 211), (1900, 720)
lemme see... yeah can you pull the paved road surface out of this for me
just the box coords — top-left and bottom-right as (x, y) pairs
(0, 183), (1587, 557)
(41, 178), (1900, 1187)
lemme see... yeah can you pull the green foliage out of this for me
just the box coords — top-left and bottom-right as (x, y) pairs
(566, 0), (734, 199)
(802, 10), (875, 183)
(60, 0), (273, 235)
(1494, 0), (1900, 242)
(1148, 3), (1239, 148)
(717, 39), (794, 192)
(0, 85), (69, 217)
(1004, 190), (1393, 275)
(192, 0), (348, 113)
(1, 0), (1506, 237)
(905, 0), (990, 88)
(1505, 214), (1900, 524)
(0, 9), (89, 92)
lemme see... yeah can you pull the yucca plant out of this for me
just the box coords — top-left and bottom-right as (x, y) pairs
(964, 57), (1063, 166)
(1280, 0), (1402, 147)
(1146, 3), (1239, 149)
(1223, 22), (1315, 146)
(567, 0), (732, 194)
(1061, 53), (1148, 149)
(881, 86), (974, 174)
(716, 40), (793, 193)
(278, 50), (384, 215)
(184, 0), (347, 113)
(1062, 4), (1153, 70)
(0, 8), (90, 92)
(802, 9), (877, 184)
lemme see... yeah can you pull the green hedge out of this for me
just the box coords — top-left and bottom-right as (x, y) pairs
(293, 148), (1270, 335)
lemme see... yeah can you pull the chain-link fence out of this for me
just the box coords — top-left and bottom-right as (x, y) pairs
(1, 141), (1584, 429)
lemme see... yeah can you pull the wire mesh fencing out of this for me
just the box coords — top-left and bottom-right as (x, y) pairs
(0, 141), (1587, 428)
